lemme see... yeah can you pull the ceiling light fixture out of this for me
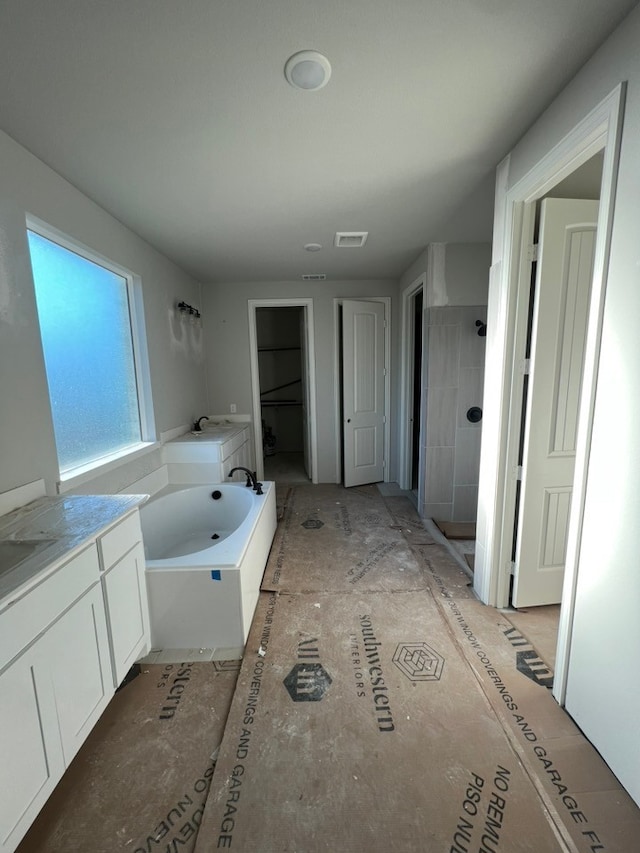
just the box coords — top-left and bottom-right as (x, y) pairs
(285, 50), (331, 91)
(304, 242), (323, 252)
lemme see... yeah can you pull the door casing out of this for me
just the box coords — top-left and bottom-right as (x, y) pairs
(248, 298), (318, 483)
(475, 83), (625, 705)
(399, 274), (427, 494)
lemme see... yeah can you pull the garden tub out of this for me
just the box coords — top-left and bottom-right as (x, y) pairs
(140, 482), (276, 651)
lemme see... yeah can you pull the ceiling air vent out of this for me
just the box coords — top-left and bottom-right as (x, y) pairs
(302, 273), (326, 281)
(334, 231), (368, 248)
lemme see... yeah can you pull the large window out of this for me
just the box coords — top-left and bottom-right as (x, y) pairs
(27, 225), (153, 480)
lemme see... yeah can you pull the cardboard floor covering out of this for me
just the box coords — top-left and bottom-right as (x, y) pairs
(17, 661), (240, 853)
(193, 485), (640, 853)
(262, 484), (435, 594)
(434, 520), (477, 540)
(195, 588), (565, 852)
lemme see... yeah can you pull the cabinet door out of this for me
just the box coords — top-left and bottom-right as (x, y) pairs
(46, 584), (113, 765)
(102, 542), (150, 687)
(0, 644), (63, 852)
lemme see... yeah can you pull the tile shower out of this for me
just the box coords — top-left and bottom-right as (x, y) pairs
(420, 306), (487, 522)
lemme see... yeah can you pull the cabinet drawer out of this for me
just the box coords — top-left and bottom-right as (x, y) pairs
(99, 510), (141, 570)
(0, 544), (100, 672)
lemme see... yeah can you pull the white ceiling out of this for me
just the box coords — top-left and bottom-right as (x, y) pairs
(0, 1), (635, 283)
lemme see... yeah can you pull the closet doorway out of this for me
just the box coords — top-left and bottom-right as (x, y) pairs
(248, 299), (318, 484)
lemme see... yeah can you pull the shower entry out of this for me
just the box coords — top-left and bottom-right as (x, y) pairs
(400, 278), (487, 523)
(421, 305), (487, 521)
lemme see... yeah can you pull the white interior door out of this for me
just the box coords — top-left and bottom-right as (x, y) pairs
(299, 309), (311, 479)
(342, 300), (385, 488)
(513, 198), (599, 607)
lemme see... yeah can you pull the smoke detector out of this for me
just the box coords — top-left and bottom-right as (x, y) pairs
(302, 274), (326, 281)
(334, 231), (368, 248)
(285, 51), (332, 91)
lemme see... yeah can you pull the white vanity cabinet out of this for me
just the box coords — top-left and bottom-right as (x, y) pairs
(98, 510), (150, 688)
(0, 499), (150, 852)
(0, 543), (113, 851)
(163, 421), (254, 483)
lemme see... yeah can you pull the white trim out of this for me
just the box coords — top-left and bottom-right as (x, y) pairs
(475, 83), (626, 707)
(24, 214), (157, 486)
(247, 298), (318, 484)
(399, 274), (426, 492)
(333, 299), (342, 484)
(57, 440), (160, 493)
(333, 296), (392, 485)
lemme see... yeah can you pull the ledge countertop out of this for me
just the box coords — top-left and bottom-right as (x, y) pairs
(0, 494), (148, 609)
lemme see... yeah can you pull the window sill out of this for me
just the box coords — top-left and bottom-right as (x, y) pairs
(57, 441), (160, 494)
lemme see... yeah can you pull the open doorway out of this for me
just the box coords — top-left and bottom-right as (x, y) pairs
(248, 299), (318, 484)
(399, 275), (426, 497)
(411, 289), (424, 493)
(505, 152), (603, 669)
(475, 84), (625, 713)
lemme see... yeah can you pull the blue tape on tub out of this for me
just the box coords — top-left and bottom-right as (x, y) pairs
(211, 570), (221, 581)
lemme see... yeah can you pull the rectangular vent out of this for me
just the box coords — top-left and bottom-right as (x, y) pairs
(335, 231), (368, 248)
(302, 274), (326, 281)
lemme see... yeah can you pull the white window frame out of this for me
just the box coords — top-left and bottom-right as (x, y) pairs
(27, 216), (157, 491)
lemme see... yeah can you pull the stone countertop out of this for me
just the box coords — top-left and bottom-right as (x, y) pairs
(167, 423), (248, 444)
(0, 494), (148, 608)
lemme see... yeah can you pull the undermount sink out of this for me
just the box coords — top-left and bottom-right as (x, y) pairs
(0, 539), (57, 576)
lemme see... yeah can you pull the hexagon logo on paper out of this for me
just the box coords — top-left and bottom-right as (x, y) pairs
(392, 642), (445, 682)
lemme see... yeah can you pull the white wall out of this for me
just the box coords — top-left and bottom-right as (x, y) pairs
(0, 130), (206, 497)
(202, 279), (398, 483)
(445, 244), (492, 305)
(398, 243), (491, 306)
(492, 4), (640, 804)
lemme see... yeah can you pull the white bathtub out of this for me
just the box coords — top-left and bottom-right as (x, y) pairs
(140, 482), (276, 650)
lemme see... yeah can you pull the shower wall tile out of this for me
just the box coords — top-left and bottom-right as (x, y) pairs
(454, 427), (482, 485)
(425, 446), (454, 503)
(453, 485), (479, 522)
(427, 324), (460, 388)
(424, 502), (453, 522)
(457, 367), (484, 428)
(421, 304), (487, 523)
(429, 306), (464, 326)
(426, 386), (457, 447)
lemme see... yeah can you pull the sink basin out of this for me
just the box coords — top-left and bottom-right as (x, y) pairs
(0, 539), (57, 576)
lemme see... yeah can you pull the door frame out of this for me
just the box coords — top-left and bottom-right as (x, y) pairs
(399, 274), (427, 493)
(248, 298), (318, 483)
(333, 297), (391, 484)
(475, 83), (625, 704)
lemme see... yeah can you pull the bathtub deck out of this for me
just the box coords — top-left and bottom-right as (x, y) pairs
(17, 484), (640, 853)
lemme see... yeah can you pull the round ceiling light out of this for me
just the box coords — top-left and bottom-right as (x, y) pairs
(304, 243), (323, 252)
(285, 50), (331, 91)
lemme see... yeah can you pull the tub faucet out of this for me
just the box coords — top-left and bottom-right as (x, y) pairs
(229, 466), (263, 495)
(193, 415), (209, 431)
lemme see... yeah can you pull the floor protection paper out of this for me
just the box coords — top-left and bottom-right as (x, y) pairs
(262, 484), (431, 594)
(195, 589), (566, 852)
(401, 528), (640, 853)
(17, 662), (239, 853)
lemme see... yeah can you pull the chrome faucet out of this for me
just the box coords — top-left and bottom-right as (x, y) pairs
(229, 466), (263, 495)
(193, 415), (209, 431)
